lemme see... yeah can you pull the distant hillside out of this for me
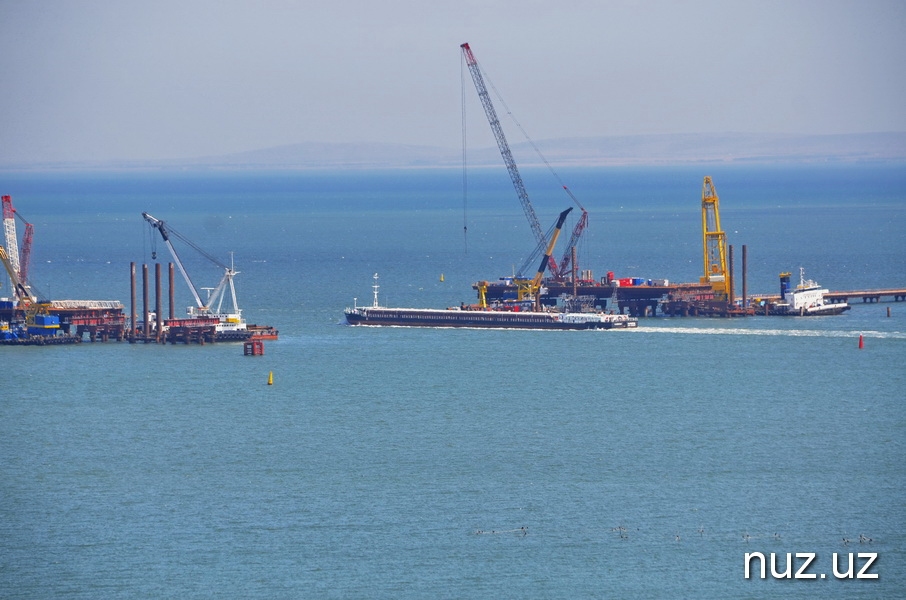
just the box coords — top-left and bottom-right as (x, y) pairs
(3, 132), (904, 171)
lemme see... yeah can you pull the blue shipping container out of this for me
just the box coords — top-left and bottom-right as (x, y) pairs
(33, 315), (60, 326)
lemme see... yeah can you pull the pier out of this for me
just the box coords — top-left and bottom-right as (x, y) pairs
(824, 288), (906, 304)
(753, 288), (906, 306)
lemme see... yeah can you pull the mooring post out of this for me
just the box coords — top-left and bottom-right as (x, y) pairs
(742, 245), (748, 316)
(169, 262), (175, 320)
(142, 264), (150, 340)
(728, 244), (735, 308)
(155, 263), (162, 343)
(130, 262), (136, 341)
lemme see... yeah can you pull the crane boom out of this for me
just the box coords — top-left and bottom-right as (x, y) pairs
(17, 214), (34, 285)
(2, 196), (21, 278)
(700, 176), (729, 299)
(556, 185), (588, 277)
(142, 212), (207, 309)
(142, 212), (244, 328)
(461, 43), (558, 276)
(532, 207), (573, 290)
(515, 207), (573, 302)
(0, 244), (33, 304)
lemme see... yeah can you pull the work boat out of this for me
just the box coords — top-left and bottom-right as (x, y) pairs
(344, 274), (638, 331)
(771, 268), (850, 316)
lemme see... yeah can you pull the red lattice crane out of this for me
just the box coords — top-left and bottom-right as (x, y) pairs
(1, 195), (35, 285)
(556, 185), (588, 278)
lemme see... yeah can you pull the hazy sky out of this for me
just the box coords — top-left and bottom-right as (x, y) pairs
(1, 0), (904, 163)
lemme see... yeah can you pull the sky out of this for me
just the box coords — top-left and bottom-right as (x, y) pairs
(1, 0), (904, 163)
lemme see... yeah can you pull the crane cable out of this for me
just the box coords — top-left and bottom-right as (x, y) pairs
(461, 53), (469, 255)
(484, 71), (585, 213)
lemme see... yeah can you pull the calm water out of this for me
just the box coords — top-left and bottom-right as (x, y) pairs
(1, 165), (904, 598)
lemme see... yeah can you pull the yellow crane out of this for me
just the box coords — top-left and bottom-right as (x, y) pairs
(699, 176), (729, 300)
(515, 207), (573, 306)
(0, 244), (34, 305)
(474, 208), (573, 310)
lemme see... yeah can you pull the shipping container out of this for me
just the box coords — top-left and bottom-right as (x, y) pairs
(33, 315), (60, 327)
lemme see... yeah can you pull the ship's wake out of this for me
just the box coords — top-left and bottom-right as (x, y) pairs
(642, 326), (906, 339)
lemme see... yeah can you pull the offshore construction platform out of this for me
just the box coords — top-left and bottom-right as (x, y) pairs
(471, 176), (745, 318)
(1, 195), (126, 344)
(0, 196), (276, 345)
(129, 213), (278, 344)
(460, 43), (736, 318)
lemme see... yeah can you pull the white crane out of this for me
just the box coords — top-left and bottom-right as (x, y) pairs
(142, 212), (245, 332)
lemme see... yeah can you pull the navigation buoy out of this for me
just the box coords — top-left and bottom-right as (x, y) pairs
(440, 273), (445, 282)
(858, 334), (864, 350)
(267, 371), (274, 385)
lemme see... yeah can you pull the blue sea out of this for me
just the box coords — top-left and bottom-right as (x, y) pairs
(1, 164), (904, 598)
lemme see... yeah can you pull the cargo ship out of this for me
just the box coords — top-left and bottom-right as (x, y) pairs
(345, 274), (638, 331)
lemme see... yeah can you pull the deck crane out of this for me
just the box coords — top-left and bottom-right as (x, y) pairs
(700, 176), (730, 300)
(0, 244), (35, 304)
(555, 186), (588, 278)
(2, 195), (37, 302)
(17, 211), (34, 286)
(2, 196), (21, 279)
(142, 212), (245, 331)
(516, 207), (573, 307)
(461, 42), (560, 278)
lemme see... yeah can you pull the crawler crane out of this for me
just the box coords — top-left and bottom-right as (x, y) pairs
(2, 195), (34, 284)
(515, 207), (573, 308)
(461, 43), (586, 280)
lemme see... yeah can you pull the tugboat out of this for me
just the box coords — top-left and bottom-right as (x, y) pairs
(769, 268), (850, 316)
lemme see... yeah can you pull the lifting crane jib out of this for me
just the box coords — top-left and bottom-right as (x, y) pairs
(143, 212), (207, 310)
(0, 244), (34, 304)
(461, 42), (560, 278)
(515, 207), (573, 304)
(700, 176), (729, 300)
(142, 212), (242, 322)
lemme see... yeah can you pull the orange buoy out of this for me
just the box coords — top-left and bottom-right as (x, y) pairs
(858, 334), (864, 349)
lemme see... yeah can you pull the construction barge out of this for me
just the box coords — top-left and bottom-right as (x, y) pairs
(0, 199), (278, 347)
(126, 214), (278, 344)
(1, 299), (128, 344)
(475, 274), (710, 317)
(127, 260), (278, 344)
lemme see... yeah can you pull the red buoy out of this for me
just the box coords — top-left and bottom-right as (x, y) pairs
(858, 334), (864, 349)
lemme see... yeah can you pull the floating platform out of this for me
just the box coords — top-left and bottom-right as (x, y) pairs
(0, 334), (82, 346)
(475, 279), (692, 317)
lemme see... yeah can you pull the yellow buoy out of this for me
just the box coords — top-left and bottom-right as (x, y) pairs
(267, 371), (274, 385)
(440, 273), (445, 282)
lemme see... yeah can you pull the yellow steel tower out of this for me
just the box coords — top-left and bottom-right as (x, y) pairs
(700, 176), (729, 300)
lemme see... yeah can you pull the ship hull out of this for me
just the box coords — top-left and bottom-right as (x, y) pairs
(345, 307), (638, 330)
(768, 304), (851, 316)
